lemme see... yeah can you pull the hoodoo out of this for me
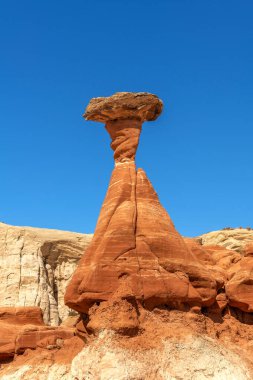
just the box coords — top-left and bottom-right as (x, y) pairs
(1, 94), (253, 379)
(64, 92), (220, 314)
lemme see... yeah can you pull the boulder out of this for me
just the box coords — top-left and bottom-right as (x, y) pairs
(0, 307), (74, 359)
(84, 91), (163, 122)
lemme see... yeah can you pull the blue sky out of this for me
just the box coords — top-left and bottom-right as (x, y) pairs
(1, 0), (252, 236)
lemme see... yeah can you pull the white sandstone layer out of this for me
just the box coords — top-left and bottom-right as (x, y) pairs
(0, 223), (92, 325)
(1, 331), (251, 380)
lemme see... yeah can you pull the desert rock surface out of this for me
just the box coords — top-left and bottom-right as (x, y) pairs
(0, 222), (92, 325)
(1, 306), (253, 379)
(198, 228), (253, 252)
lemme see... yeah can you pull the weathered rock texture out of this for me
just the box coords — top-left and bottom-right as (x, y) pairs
(0, 307), (76, 360)
(226, 256), (253, 312)
(65, 161), (220, 313)
(84, 92), (163, 122)
(65, 93), (220, 314)
(1, 221), (252, 326)
(106, 119), (142, 163)
(1, 306), (253, 379)
(198, 228), (253, 252)
(197, 228), (253, 314)
(0, 223), (92, 325)
(245, 242), (253, 256)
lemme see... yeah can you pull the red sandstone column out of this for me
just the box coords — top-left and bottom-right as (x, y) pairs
(64, 92), (218, 315)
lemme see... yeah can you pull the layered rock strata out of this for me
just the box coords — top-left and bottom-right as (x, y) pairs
(65, 92), (220, 314)
(198, 228), (253, 252)
(197, 229), (253, 313)
(0, 307), (76, 360)
(1, 223), (252, 328)
(1, 306), (253, 379)
(0, 223), (92, 325)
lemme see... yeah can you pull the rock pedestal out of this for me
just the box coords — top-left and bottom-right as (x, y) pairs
(65, 92), (219, 314)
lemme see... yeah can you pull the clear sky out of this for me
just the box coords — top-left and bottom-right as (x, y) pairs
(1, 0), (252, 236)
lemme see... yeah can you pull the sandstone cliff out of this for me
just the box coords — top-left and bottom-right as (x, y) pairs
(0, 223), (92, 325)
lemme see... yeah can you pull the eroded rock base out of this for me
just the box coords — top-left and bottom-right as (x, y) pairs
(1, 302), (253, 379)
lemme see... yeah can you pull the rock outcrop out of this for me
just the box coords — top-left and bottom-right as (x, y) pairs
(0, 307), (76, 360)
(226, 256), (253, 312)
(194, 229), (253, 314)
(0, 223), (92, 325)
(65, 92), (220, 315)
(1, 221), (252, 325)
(198, 228), (253, 252)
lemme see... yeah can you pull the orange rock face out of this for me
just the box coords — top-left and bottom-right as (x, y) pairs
(0, 306), (44, 326)
(226, 257), (253, 312)
(0, 307), (75, 359)
(244, 242), (253, 257)
(65, 92), (220, 315)
(106, 119), (142, 163)
(185, 238), (253, 314)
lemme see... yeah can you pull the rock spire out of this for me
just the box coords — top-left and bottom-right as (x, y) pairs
(65, 92), (220, 314)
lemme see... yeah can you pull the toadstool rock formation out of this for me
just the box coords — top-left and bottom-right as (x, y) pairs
(64, 92), (220, 314)
(1, 94), (253, 378)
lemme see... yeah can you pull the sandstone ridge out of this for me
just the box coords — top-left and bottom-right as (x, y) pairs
(0, 222), (92, 325)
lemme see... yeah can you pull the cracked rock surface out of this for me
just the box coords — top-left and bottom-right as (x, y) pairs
(84, 92), (163, 122)
(65, 162), (220, 314)
(0, 223), (92, 325)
